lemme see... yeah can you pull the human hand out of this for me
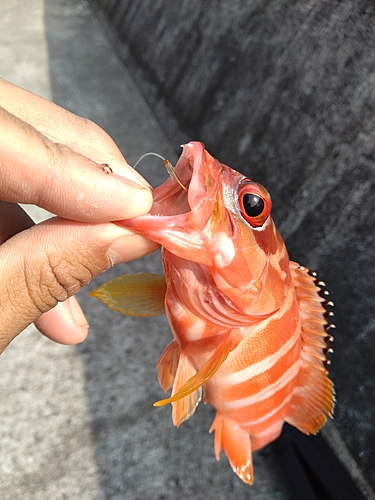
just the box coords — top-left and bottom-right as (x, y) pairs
(0, 78), (158, 353)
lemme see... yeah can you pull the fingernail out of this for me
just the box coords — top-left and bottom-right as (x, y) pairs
(68, 296), (89, 328)
(107, 232), (159, 265)
(127, 163), (153, 189)
(112, 171), (152, 190)
(105, 175), (153, 219)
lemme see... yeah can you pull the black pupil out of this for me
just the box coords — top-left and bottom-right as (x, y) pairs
(242, 193), (264, 217)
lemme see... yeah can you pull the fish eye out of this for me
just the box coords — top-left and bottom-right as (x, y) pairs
(237, 180), (272, 228)
(242, 193), (264, 217)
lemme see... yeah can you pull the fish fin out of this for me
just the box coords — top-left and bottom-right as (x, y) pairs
(89, 273), (167, 317)
(156, 340), (180, 392)
(286, 262), (335, 434)
(171, 355), (202, 427)
(154, 331), (236, 409)
(210, 413), (254, 485)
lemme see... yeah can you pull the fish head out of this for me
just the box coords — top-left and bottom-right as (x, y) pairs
(119, 142), (224, 256)
(119, 142), (289, 314)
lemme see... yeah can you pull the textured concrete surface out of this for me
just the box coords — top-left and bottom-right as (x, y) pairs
(89, 0), (375, 493)
(0, 1), (300, 498)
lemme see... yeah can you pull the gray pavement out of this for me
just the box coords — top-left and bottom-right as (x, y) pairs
(0, 1), (373, 499)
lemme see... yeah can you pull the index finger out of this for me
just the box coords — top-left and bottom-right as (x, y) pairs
(0, 78), (142, 180)
(0, 106), (153, 222)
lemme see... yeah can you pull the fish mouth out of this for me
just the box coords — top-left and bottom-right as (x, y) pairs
(147, 141), (221, 227)
(117, 142), (223, 251)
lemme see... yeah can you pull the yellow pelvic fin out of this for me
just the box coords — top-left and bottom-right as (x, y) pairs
(154, 331), (236, 407)
(89, 273), (167, 317)
(156, 340), (180, 392)
(171, 354), (202, 426)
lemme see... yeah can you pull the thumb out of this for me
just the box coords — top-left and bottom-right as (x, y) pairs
(0, 218), (157, 353)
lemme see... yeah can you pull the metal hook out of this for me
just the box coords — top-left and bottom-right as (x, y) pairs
(133, 152), (188, 192)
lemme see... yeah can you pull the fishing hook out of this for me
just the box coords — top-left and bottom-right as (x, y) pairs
(133, 152), (188, 192)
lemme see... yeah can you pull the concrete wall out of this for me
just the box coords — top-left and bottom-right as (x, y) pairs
(89, 0), (375, 490)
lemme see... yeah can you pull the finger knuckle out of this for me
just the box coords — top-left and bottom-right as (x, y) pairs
(25, 252), (94, 313)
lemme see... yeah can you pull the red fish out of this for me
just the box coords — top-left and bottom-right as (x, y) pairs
(91, 141), (334, 484)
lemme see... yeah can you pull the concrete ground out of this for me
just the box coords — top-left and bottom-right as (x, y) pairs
(0, 1), (373, 499)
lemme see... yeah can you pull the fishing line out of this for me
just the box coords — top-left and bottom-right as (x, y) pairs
(133, 152), (188, 192)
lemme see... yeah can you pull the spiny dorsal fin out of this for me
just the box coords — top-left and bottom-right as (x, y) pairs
(154, 331), (237, 408)
(89, 273), (167, 317)
(286, 262), (335, 434)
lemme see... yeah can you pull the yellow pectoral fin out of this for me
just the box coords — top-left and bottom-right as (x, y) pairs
(154, 331), (236, 407)
(89, 273), (167, 317)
